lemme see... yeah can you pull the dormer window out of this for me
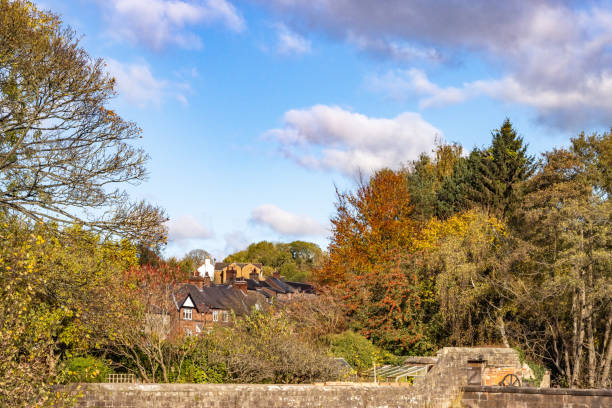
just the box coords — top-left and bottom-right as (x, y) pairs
(212, 310), (219, 322)
(222, 311), (230, 322)
(183, 308), (192, 320)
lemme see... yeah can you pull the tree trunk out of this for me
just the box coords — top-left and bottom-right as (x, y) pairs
(598, 309), (612, 388)
(585, 265), (596, 388)
(497, 314), (510, 348)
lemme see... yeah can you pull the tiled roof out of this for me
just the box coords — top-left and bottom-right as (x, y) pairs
(177, 284), (211, 313)
(245, 278), (263, 290)
(284, 281), (316, 294)
(264, 277), (295, 294)
(176, 283), (264, 316)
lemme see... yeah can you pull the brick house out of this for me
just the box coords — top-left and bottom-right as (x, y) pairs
(170, 258), (317, 337)
(173, 283), (264, 337)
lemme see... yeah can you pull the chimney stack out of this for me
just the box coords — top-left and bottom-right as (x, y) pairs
(188, 275), (212, 289)
(226, 267), (237, 283)
(233, 279), (248, 294)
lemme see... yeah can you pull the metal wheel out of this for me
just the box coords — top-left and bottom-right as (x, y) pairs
(499, 373), (521, 387)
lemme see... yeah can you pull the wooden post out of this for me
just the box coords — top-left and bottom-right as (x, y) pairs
(373, 360), (377, 384)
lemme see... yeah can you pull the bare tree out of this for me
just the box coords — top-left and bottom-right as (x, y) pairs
(0, 0), (166, 242)
(108, 265), (192, 383)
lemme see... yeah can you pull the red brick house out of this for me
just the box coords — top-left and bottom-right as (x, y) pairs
(170, 264), (317, 337)
(173, 283), (264, 337)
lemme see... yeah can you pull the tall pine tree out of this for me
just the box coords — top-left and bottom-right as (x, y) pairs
(470, 119), (534, 219)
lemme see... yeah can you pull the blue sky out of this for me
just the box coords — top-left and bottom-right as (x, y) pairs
(39, 0), (612, 259)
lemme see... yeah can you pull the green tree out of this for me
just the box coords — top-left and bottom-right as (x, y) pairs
(329, 330), (400, 374)
(0, 0), (166, 244)
(470, 119), (535, 219)
(435, 153), (477, 219)
(407, 143), (464, 221)
(224, 240), (322, 282)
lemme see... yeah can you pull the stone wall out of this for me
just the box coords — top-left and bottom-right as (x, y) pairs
(408, 347), (523, 406)
(461, 385), (612, 408)
(61, 348), (604, 408)
(61, 383), (416, 408)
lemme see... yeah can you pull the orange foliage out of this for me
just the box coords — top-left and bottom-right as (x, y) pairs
(315, 169), (437, 354)
(316, 169), (416, 285)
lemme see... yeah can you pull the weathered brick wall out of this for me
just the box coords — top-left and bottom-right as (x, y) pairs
(461, 385), (612, 408)
(61, 383), (417, 408)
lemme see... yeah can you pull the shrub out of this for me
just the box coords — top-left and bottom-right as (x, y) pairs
(209, 310), (343, 383)
(329, 330), (400, 374)
(59, 356), (112, 383)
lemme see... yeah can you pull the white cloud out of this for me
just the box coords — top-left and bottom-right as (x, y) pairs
(105, 58), (191, 108)
(105, 59), (167, 107)
(275, 23), (311, 55)
(258, 1), (612, 129)
(165, 215), (213, 242)
(102, 0), (245, 50)
(266, 105), (441, 176)
(250, 205), (327, 236)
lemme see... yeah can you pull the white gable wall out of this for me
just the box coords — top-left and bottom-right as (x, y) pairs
(182, 295), (195, 308)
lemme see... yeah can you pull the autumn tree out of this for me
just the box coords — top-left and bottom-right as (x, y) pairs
(316, 169), (441, 354)
(0, 0), (166, 243)
(1, 1), (168, 404)
(415, 210), (515, 347)
(508, 131), (612, 388)
(318, 169), (416, 285)
(107, 264), (194, 383)
(0, 215), (138, 407)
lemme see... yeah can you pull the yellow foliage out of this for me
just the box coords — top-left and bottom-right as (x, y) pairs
(414, 209), (505, 252)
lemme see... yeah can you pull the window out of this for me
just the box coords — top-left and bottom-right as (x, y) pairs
(254, 303), (261, 311)
(212, 310), (219, 322)
(183, 308), (192, 320)
(195, 324), (202, 334)
(222, 311), (230, 322)
(185, 328), (193, 336)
